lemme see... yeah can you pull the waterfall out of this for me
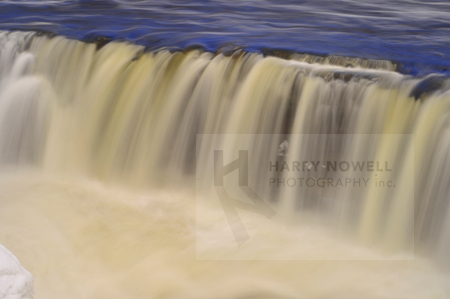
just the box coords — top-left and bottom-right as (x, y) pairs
(1, 30), (450, 265)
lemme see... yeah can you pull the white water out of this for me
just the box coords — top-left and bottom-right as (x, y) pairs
(1, 30), (450, 298)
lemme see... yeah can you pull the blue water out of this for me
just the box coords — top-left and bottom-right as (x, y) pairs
(1, 0), (450, 76)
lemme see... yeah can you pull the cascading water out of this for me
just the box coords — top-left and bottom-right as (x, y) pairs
(1, 30), (450, 298)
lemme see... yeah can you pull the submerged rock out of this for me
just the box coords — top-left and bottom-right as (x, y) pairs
(410, 74), (449, 101)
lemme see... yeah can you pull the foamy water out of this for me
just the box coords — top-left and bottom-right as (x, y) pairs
(1, 170), (450, 299)
(1, 29), (450, 298)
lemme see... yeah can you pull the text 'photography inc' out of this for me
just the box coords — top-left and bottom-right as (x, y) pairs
(195, 134), (414, 259)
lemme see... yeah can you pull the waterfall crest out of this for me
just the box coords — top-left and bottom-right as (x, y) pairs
(1, 30), (450, 263)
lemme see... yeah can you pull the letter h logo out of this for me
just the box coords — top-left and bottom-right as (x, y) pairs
(214, 150), (276, 246)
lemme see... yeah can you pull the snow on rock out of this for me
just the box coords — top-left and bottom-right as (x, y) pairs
(0, 244), (34, 299)
(277, 140), (289, 157)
